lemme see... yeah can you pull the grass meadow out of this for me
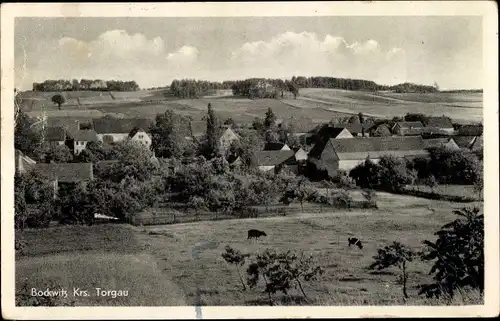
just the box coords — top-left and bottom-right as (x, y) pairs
(17, 87), (482, 124)
(15, 193), (483, 306)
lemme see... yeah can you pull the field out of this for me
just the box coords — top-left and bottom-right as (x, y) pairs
(299, 88), (483, 123)
(405, 184), (481, 201)
(17, 87), (482, 124)
(16, 193), (483, 306)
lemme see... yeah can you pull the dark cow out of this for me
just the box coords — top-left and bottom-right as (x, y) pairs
(348, 237), (363, 249)
(248, 229), (267, 239)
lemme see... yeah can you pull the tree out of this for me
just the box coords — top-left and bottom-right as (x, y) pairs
(150, 110), (191, 158)
(264, 107), (277, 129)
(222, 246), (250, 291)
(369, 242), (415, 300)
(427, 147), (481, 184)
(51, 94), (66, 110)
(57, 183), (96, 225)
(38, 144), (73, 163)
(205, 103), (221, 159)
(15, 110), (42, 157)
(104, 141), (155, 182)
(419, 207), (484, 299)
(224, 118), (235, 127)
(246, 248), (324, 304)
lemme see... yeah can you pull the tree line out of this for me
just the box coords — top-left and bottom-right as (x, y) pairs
(32, 79), (140, 92)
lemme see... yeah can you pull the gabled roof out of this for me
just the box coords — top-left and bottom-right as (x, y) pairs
(254, 150), (296, 166)
(45, 126), (66, 141)
(453, 136), (477, 149)
(331, 122), (363, 134)
(263, 142), (289, 151)
(32, 163), (93, 182)
(458, 124), (483, 136)
(426, 117), (454, 129)
(423, 138), (453, 149)
(393, 121), (424, 129)
(93, 118), (153, 134)
(331, 136), (426, 153)
(72, 130), (98, 142)
(128, 127), (148, 138)
(317, 125), (352, 139)
(310, 136), (427, 160)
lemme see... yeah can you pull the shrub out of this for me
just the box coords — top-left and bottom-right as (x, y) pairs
(369, 242), (415, 300)
(419, 207), (484, 298)
(222, 246), (250, 291)
(427, 147), (481, 184)
(329, 190), (352, 209)
(246, 249), (324, 305)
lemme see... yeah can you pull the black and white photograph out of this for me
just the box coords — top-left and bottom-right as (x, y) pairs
(1, 2), (498, 319)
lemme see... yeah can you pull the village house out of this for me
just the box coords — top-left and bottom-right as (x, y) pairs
(254, 150), (297, 174)
(391, 121), (425, 136)
(218, 126), (240, 155)
(329, 122), (374, 137)
(45, 126), (67, 146)
(128, 127), (152, 148)
(423, 137), (460, 150)
(308, 136), (428, 177)
(425, 117), (455, 134)
(71, 130), (98, 155)
(93, 118), (153, 144)
(454, 135), (483, 151)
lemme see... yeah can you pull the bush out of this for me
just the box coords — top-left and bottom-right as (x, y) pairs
(329, 190), (352, 209)
(246, 248), (324, 305)
(427, 147), (482, 184)
(419, 207), (484, 298)
(333, 170), (356, 189)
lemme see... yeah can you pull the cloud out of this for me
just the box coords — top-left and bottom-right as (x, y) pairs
(16, 29), (201, 89)
(16, 30), (410, 89)
(230, 31), (407, 85)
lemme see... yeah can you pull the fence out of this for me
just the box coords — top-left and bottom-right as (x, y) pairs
(131, 199), (374, 226)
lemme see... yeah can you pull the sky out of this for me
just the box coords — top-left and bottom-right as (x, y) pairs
(14, 16), (483, 91)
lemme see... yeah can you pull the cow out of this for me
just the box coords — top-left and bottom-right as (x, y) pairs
(348, 237), (363, 249)
(248, 229), (267, 239)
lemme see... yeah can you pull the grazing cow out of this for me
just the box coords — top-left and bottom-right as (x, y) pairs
(348, 237), (363, 249)
(248, 229), (267, 239)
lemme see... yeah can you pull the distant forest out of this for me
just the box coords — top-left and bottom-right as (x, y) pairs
(32, 79), (140, 92)
(30, 76), (482, 98)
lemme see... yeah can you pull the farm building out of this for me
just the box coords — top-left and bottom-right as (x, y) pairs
(423, 137), (460, 150)
(219, 127), (240, 155)
(425, 117), (455, 134)
(308, 136), (428, 177)
(30, 162), (94, 197)
(391, 121), (425, 136)
(293, 147), (309, 162)
(330, 122), (374, 137)
(93, 118), (153, 144)
(71, 130), (98, 155)
(253, 150), (297, 174)
(129, 127), (152, 148)
(263, 142), (291, 151)
(45, 126), (67, 146)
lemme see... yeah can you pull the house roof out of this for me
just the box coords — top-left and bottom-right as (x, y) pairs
(72, 130), (98, 142)
(453, 136), (477, 148)
(45, 126), (66, 141)
(254, 150), (296, 166)
(471, 136), (483, 150)
(458, 124), (483, 136)
(310, 136), (427, 159)
(394, 121), (424, 129)
(317, 125), (352, 139)
(128, 127), (148, 138)
(32, 163), (93, 182)
(93, 118), (153, 134)
(263, 142), (289, 151)
(423, 138), (452, 149)
(426, 117), (454, 129)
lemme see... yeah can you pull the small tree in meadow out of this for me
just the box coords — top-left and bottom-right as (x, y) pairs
(362, 189), (377, 208)
(51, 94), (66, 110)
(423, 174), (438, 194)
(369, 242), (415, 300)
(246, 248), (324, 305)
(222, 245), (250, 291)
